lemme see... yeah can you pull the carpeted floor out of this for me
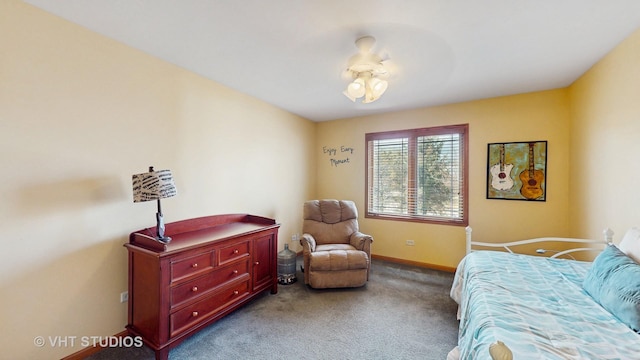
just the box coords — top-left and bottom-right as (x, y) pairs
(86, 258), (459, 360)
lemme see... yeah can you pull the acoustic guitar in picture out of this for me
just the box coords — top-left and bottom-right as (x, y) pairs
(519, 142), (545, 200)
(489, 143), (514, 191)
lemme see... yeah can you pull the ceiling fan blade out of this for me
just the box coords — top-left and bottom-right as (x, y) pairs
(380, 59), (397, 76)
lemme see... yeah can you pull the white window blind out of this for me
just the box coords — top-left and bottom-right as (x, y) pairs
(366, 124), (468, 225)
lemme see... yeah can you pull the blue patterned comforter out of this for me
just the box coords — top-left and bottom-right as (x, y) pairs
(450, 251), (640, 360)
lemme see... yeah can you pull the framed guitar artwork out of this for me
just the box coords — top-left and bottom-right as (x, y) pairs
(486, 141), (547, 201)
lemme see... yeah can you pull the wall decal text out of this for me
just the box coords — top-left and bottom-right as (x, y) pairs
(323, 146), (354, 167)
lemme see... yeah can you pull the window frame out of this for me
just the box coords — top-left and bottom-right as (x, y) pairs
(364, 124), (469, 226)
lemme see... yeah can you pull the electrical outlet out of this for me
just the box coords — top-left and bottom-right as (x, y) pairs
(405, 239), (415, 246)
(120, 291), (129, 303)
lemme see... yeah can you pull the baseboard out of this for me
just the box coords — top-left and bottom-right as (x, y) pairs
(371, 254), (456, 273)
(60, 330), (128, 360)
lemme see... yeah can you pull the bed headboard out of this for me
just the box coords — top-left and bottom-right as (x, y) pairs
(465, 226), (614, 258)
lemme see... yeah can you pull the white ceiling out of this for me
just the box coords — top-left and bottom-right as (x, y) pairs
(24, 0), (640, 122)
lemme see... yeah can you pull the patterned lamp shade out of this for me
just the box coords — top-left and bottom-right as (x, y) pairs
(132, 168), (177, 202)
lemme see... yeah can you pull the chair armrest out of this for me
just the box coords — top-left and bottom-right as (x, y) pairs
(300, 233), (316, 253)
(350, 231), (373, 251)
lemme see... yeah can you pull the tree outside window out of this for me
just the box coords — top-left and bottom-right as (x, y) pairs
(365, 124), (468, 226)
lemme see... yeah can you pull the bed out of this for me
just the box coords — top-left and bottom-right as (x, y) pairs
(448, 227), (640, 360)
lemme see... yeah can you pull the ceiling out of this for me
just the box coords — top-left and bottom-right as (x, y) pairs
(23, 0), (640, 122)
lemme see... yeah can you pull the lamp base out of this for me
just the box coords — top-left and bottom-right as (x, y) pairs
(156, 235), (172, 244)
(156, 210), (171, 244)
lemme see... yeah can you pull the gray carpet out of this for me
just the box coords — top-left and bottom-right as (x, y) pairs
(86, 258), (459, 360)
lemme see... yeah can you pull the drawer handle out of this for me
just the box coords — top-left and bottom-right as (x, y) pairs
(233, 249), (239, 254)
(192, 263), (198, 268)
(192, 311), (199, 317)
(233, 270), (238, 274)
(192, 286), (198, 292)
(233, 290), (239, 295)
(254, 261), (260, 265)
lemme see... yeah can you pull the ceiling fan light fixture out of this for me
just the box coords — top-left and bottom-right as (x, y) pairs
(342, 35), (392, 104)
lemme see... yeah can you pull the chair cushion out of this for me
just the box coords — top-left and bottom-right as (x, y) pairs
(304, 199), (358, 224)
(316, 244), (355, 252)
(303, 219), (358, 245)
(320, 199), (343, 224)
(309, 250), (369, 271)
(303, 200), (324, 222)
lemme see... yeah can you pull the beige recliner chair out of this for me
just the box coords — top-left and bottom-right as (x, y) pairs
(300, 199), (373, 289)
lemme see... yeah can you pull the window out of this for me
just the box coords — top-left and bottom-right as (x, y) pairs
(365, 124), (468, 225)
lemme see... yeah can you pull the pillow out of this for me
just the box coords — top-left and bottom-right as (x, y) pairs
(619, 227), (640, 264)
(583, 244), (640, 332)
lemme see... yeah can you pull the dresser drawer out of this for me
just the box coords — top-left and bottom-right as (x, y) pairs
(170, 279), (250, 337)
(170, 251), (215, 283)
(218, 240), (250, 265)
(170, 259), (249, 308)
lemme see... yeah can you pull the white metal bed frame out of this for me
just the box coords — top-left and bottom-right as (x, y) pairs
(465, 226), (614, 258)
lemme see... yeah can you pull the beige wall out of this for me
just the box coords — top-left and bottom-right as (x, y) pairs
(0, 2), (316, 359)
(568, 28), (640, 240)
(316, 90), (572, 269)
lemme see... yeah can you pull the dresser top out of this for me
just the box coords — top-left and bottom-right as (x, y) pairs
(127, 214), (279, 254)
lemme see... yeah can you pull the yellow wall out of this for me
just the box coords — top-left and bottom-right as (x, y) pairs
(317, 89), (572, 269)
(0, 2), (316, 359)
(568, 28), (640, 240)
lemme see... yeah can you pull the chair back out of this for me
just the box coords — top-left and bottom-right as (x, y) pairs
(302, 200), (359, 245)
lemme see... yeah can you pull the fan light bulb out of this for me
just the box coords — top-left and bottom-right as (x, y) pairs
(370, 78), (388, 97)
(343, 77), (367, 102)
(347, 78), (365, 97)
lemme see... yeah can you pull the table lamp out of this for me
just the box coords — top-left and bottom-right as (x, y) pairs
(132, 166), (177, 243)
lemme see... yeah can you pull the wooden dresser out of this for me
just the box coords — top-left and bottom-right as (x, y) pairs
(125, 214), (280, 360)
